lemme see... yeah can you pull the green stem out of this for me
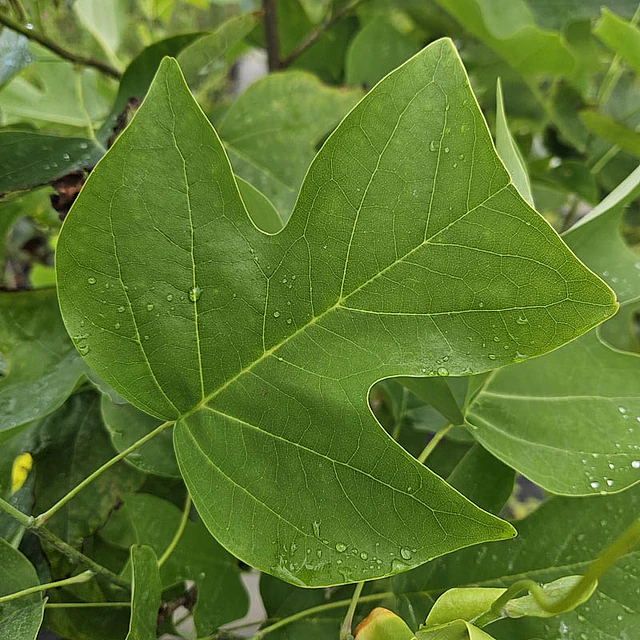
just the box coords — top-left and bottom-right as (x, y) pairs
(46, 601), (131, 609)
(391, 387), (409, 441)
(251, 592), (394, 639)
(340, 581), (365, 640)
(262, 0), (280, 71)
(0, 497), (130, 590)
(0, 10), (121, 79)
(280, 0), (367, 67)
(158, 493), (191, 567)
(0, 570), (93, 605)
(417, 423), (453, 463)
(590, 144), (620, 175)
(476, 517), (640, 627)
(35, 420), (173, 527)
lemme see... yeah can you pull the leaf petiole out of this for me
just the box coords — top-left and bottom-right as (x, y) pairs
(34, 420), (174, 527)
(0, 570), (93, 606)
(340, 581), (365, 640)
(158, 493), (191, 567)
(417, 423), (453, 464)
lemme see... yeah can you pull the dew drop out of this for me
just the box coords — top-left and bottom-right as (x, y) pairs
(444, 147), (450, 153)
(335, 543), (347, 553)
(360, 552), (368, 560)
(286, 318), (292, 324)
(166, 294), (173, 302)
(632, 460), (640, 469)
(400, 547), (412, 560)
(87, 277), (96, 285)
(62, 153), (70, 161)
(436, 367), (449, 377)
(189, 286), (201, 302)
(146, 303), (154, 311)
(117, 306), (125, 313)
(590, 481), (600, 489)
(429, 141), (437, 152)
(493, 336), (500, 342)
(115, 323), (120, 329)
(488, 354), (497, 360)
(618, 406), (628, 414)
(273, 311), (281, 318)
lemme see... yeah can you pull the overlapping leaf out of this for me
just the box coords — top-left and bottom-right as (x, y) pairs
(465, 165), (640, 495)
(57, 41), (616, 586)
(0, 290), (88, 442)
(0, 539), (44, 640)
(125, 546), (161, 640)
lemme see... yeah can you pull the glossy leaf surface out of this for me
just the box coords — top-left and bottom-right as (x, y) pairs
(56, 42), (616, 586)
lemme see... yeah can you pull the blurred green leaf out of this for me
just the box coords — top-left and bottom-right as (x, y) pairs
(0, 539), (44, 640)
(0, 289), (87, 443)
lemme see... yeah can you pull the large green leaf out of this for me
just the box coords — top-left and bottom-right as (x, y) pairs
(580, 110), (640, 158)
(99, 493), (248, 636)
(126, 545), (161, 640)
(56, 42), (616, 586)
(0, 539), (44, 640)
(464, 165), (640, 495)
(217, 70), (361, 217)
(0, 290), (87, 443)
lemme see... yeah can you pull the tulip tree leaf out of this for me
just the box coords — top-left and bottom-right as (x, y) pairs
(495, 79), (533, 206)
(0, 290), (88, 443)
(0, 538), (44, 640)
(465, 165), (640, 495)
(56, 41), (616, 586)
(579, 110), (640, 158)
(126, 546), (161, 640)
(101, 393), (179, 477)
(99, 493), (248, 636)
(594, 8), (640, 77)
(433, 0), (575, 76)
(217, 70), (361, 217)
(345, 18), (420, 88)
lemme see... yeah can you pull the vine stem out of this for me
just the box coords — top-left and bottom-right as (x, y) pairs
(0, 499), (131, 590)
(46, 601), (130, 609)
(158, 493), (191, 567)
(475, 516), (640, 627)
(0, 570), (93, 605)
(417, 423), (453, 463)
(0, 11), (122, 79)
(262, 0), (280, 70)
(35, 420), (174, 527)
(340, 581), (365, 639)
(251, 591), (394, 639)
(280, 0), (367, 68)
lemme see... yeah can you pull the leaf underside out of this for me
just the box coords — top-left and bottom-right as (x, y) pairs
(56, 39), (615, 586)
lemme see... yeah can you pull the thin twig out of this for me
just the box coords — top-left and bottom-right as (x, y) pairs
(35, 420), (174, 527)
(281, 0), (366, 68)
(417, 423), (453, 464)
(158, 493), (191, 567)
(0, 570), (93, 605)
(262, 0), (280, 71)
(0, 11), (122, 79)
(0, 498), (130, 589)
(339, 581), (365, 639)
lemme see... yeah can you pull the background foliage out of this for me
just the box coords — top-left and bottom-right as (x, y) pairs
(0, 0), (639, 639)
